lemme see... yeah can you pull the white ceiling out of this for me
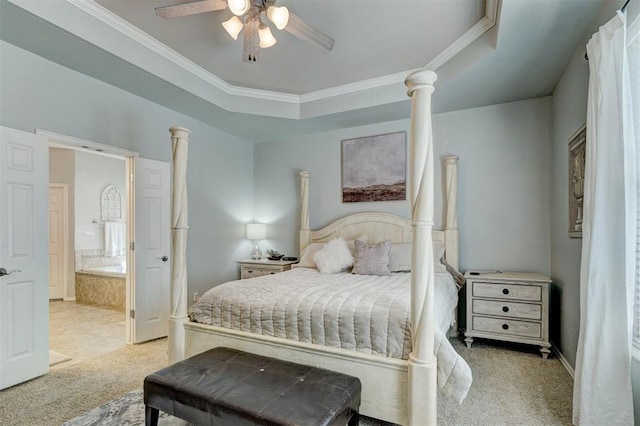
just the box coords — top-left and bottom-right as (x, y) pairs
(95, 0), (485, 94)
(0, 0), (607, 142)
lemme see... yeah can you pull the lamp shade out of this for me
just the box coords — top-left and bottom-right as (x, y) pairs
(228, 0), (249, 16)
(222, 16), (243, 40)
(258, 25), (277, 48)
(246, 223), (266, 240)
(266, 6), (289, 30)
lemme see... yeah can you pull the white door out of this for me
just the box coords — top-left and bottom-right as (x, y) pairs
(131, 157), (170, 343)
(48, 185), (66, 300)
(0, 126), (49, 390)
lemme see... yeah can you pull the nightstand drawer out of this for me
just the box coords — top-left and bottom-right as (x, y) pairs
(472, 299), (541, 320)
(237, 260), (296, 280)
(472, 316), (541, 339)
(473, 282), (541, 302)
(241, 267), (278, 279)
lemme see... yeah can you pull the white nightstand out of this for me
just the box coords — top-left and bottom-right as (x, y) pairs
(237, 259), (297, 279)
(464, 271), (552, 359)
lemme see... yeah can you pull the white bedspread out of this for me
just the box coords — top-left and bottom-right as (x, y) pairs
(189, 268), (472, 402)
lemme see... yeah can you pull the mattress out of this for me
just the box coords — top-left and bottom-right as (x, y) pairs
(189, 268), (472, 402)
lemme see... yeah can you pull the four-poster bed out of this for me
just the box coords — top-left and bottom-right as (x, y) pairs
(169, 70), (461, 425)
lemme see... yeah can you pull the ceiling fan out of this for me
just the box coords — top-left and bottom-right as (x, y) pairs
(155, 0), (335, 63)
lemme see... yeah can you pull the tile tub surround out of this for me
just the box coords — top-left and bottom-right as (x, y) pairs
(75, 271), (125, 312)
(75, 249), (125, 271)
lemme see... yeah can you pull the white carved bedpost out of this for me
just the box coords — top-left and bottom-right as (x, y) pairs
(299, 171), (311, 255)
(405, 70), (438, 426)
(168, 126), (190, 364)
(444, 156), (459, 271)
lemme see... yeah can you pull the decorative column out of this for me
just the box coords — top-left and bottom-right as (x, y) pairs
(444, 156), (459, 271)
(299, 171), (311, 254)
(405, 69), (438, 426)
(168, 126), (190, 364)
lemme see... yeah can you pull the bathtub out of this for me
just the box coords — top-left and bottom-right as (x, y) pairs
(75, 264), (126, 312)
(82, 264), (126, 277)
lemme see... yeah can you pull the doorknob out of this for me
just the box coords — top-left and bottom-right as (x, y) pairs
(157, 256), (169, 262)
(0, 268), (21, 277)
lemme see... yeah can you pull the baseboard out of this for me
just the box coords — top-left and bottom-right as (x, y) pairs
(63, 297), (76, 302)
(551, 342), (575, 379)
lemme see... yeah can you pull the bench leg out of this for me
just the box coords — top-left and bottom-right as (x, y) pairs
(348, 411), (359, 426)
(145, 405), (159, 426)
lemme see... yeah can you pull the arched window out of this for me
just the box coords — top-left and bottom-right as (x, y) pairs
(101, 184), (123, 221)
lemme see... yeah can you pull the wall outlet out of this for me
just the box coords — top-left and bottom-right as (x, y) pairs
(193, 292), (199, 302)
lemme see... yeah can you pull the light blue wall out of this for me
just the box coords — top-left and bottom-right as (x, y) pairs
(254, 97), (553, 278)
(550, 0), (640, 419)
(0, 40), (255, 297)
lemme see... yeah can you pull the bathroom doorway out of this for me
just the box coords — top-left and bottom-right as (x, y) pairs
(42, 128), (170, 369)
(48, 145), (129, 365)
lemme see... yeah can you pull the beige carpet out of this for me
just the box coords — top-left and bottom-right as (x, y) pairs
(0, 338), (168, 426)
(0, 336), (573, 425)
(437, 338), (573, 425)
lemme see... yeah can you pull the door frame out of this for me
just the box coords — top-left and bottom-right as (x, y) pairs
(48, 183), (68, 300)
(36, 129), (138, 344)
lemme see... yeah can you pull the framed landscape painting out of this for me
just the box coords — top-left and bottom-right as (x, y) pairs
(341, 132), (406, 203)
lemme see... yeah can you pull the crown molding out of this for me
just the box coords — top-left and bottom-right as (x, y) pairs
(10, 0), (500, 119)
(423, 0), (498, 71)
(65, 0), (299, 105)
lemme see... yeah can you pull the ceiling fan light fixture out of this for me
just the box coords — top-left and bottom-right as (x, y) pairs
(228, 0), (249, 16)
(258, 24), (277, 48)
(266, 6), (289, 30)
(222, 16), (243, 40)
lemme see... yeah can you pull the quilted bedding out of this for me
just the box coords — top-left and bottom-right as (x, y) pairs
(189, 268), (472, 402)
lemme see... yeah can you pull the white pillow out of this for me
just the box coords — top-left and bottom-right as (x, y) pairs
(295, 236), (367, 269)
(313, 238), (354, 274)
(388, 243), (412, 272)
(388, 242), (447, 272)
(296, 243), (325, 268)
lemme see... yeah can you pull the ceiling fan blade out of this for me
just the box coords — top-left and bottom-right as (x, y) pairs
(284, 12), (334, 53)
(155, 0), (227, 19)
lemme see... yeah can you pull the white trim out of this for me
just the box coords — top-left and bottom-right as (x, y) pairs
(10, 0), (500, 118)
(36, 129), (139, 159)
(62, 297), (76, 302)
(66, 0), (300, 104)
(551, 342), (575, 379)
(423, 0), (498, 71)
(299, 71), (409, 103)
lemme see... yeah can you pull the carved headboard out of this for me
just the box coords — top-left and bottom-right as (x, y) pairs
(298, 156), (459, 270)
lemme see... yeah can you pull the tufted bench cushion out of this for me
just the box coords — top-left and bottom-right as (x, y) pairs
(144, 347), (361, 426)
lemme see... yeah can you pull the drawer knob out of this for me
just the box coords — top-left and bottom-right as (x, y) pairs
(502, 288), (510, 295)
(502, 306), (509, 313)
(502, 324), (509, 330)
(270, 272), (276, 274)
(247, 270), (254, 273)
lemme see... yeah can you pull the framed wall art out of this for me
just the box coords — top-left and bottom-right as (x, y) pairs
(341, 132), (406, 203)
(568, 123), (586, 238)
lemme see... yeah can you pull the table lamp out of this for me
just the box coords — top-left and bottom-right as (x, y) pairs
(246, 223), (266, 260)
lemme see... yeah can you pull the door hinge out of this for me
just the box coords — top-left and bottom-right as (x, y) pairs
(130, 174), (135, 183)
(130, 309), (135, 319)
(130, 241), (135, 251)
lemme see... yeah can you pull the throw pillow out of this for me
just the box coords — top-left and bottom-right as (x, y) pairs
(352, 239), (392, 276)
(313, 238), (354, 274)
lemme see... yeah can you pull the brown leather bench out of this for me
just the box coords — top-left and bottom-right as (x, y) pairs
(144, 347), (361, 426)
